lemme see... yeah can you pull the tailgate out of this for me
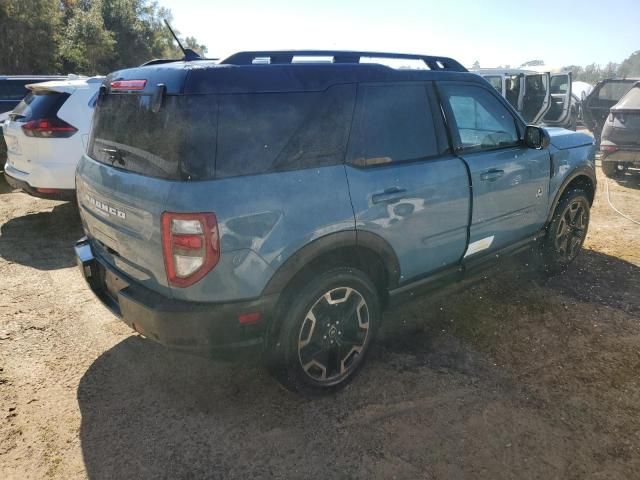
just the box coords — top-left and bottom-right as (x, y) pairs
(76, 155), (172, 297)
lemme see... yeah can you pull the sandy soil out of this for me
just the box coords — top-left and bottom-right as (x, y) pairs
(0, 162), (639, 479)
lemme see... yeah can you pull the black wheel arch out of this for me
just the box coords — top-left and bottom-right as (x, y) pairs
(261, 230), (401, 298)
(546, 167), (596, 225)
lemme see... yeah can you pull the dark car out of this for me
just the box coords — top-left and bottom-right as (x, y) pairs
(600, 82), (640, 177)
(583, 78), (639, 144)
(1, 75), (67, 172)
(74, 50), (596, 395)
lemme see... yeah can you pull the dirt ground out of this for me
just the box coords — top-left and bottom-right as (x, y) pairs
(1, 157), (639, 479)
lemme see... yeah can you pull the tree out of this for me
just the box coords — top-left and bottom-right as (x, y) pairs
(617, 50), (640, 78)
(59, 0), (116, 74)
(0, 0), (63, 74)
(471, 60), (480, 69)
(0, 0), (207, 75)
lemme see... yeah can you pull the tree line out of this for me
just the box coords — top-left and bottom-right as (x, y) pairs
(564, 51), (640, 84)
(0, 0), (207, 75)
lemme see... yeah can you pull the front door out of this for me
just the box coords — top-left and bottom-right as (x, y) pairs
(544, 72), (573, 126)
(438, 82), (551, 256)
(522, 72), (551, 124)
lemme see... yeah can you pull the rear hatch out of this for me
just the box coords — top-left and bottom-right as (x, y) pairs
(603, 84), (640, 148)
(77, 67), (212, 296)
(3, 88), (72, 173)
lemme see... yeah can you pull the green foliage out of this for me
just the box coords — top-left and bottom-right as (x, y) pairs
(0, 0), (63, 74)
(564, 52), (640, 84)
(617, 51), (640, 79)
(0, 0), (206, 75)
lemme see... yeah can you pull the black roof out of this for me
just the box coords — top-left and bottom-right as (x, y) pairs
(106, 50), (483, 95)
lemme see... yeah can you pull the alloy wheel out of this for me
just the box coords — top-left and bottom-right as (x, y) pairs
(297, 287), (370, 384)
(554, 199), (588, 262)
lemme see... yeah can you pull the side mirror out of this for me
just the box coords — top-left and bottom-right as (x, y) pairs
(524, 125), (550, 149)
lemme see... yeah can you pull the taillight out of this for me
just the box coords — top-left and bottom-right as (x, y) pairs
(601, 144), (618, 153)
(608, 112), (625, 124)
(161, 212), (220, 288)
(110, 80), (147, 91)
(22, 118), (77, 138)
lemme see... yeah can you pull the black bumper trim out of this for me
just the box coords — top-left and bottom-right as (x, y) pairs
(75, 237), (278, 359)
(4, 172), (75, 201)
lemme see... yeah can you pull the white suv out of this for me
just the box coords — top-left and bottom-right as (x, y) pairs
(3, 76), (103, 200)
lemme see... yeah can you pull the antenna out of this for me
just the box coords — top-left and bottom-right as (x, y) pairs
(164, 19), (201, 61)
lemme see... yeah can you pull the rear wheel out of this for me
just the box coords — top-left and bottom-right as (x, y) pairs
(270, 267), (380, 395)
(541, 188), (590, 274)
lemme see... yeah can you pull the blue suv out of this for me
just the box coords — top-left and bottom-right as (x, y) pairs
(75, 51), (596, 394)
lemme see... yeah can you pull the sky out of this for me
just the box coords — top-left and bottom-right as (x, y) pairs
(161, 0), (639, 68)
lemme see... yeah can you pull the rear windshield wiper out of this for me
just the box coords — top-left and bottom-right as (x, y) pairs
(99, 147), (127, 166)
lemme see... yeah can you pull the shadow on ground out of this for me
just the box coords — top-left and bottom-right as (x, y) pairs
(77, 250), (639, 479)
(0, 202), (82, 270)
(0, 170), (13, 194)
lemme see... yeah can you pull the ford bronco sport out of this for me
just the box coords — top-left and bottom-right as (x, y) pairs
(75, 50), (596, 394)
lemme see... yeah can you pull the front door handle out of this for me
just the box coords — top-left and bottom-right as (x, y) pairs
(371, 186), (407, 204)
(480, 169), (505, 182)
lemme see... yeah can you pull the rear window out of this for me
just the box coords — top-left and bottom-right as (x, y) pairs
(90, 94), (216, 180)
(10, 91), (70, 121)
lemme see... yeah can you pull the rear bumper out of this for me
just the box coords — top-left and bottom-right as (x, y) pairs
(600, 148), (640, 165)
(75, 237), (278, 360)
(4, 170), (75, 200)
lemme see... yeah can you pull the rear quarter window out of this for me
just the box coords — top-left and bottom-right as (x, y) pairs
(215, 84), (356, 178)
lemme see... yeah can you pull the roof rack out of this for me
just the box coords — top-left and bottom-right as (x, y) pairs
(220, 50), (467, 72)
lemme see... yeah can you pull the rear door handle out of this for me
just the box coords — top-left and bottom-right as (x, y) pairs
(480, 169), (505, 182)
(371, 186), (407, 204)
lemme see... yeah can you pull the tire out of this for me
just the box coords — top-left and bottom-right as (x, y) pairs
(269, 267), (380, 396)
(541, 188), (590, 274)
(602, 161), (620, 178)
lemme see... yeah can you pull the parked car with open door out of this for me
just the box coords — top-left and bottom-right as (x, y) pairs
(473, 68), (576, 130)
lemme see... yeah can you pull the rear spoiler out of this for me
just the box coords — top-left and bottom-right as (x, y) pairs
(25, 76), (103, 93)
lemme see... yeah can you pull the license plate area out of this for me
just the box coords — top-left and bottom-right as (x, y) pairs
(104, 268), (129, 303)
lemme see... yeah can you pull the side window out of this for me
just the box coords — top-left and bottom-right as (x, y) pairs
(347, 83), (440, 166)
(440, 84), (519, 152)
(484, 76), (502, 94)
(216, 84), (356, 178)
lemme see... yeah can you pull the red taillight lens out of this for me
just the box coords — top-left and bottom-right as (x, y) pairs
(110, 80), (147, 91)
(21, 118), (77, 138)
(601, 144), (618, 153)
(161, 212), (220, 288)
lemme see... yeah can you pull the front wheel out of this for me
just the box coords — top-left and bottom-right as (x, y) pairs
(270, 267), (380, 395)
(541, 188), (591, 274)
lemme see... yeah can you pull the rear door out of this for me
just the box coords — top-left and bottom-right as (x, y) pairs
(543, 73), (573, 126)
(438, 82), (551, 255)
(345, 82), (470, 283)
(521, 72), (551, 124)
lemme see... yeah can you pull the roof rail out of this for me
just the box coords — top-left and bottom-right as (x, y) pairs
(220, 50), (467, 72)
